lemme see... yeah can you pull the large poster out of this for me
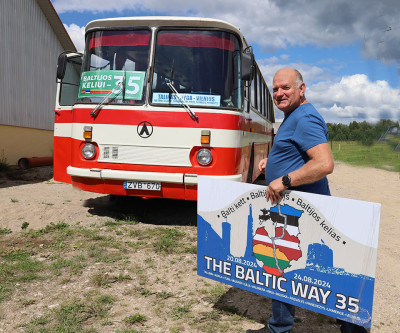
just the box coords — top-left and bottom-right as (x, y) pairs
(197, 177), (381, 328)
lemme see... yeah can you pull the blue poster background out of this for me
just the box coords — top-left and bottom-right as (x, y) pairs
(197, 188), (377, 328)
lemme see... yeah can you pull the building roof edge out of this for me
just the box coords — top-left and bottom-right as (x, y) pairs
(35, 0), (77, 52)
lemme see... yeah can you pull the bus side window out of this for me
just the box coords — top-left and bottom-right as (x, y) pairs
(250, 72), (256, 109)
(258, 72), (263, 115)
(59, 55), (82, 106)
(263, 86), (267, 117)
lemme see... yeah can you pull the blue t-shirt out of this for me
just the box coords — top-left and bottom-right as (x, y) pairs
(266, 103), (331, 195)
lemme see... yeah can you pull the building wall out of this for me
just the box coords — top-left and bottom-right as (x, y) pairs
(0, 0), (64, 130)
(0, 0), (68, 165)
(0, 125), (53, 165)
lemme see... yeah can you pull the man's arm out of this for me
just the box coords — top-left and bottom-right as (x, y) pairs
(267, 142), (334, 203)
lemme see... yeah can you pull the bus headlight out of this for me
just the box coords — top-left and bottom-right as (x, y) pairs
(81, 143), (96, 159)
(196, 148), (212, 166)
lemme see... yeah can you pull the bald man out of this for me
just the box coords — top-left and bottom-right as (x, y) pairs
(247, 69), (366, 333)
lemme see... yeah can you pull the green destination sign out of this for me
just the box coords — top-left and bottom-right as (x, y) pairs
(78, 70), (146, 100)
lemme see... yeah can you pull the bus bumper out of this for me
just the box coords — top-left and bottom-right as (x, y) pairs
(66, 166), (242, 200)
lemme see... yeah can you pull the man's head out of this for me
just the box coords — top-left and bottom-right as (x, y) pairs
(272, 68), (307, 114)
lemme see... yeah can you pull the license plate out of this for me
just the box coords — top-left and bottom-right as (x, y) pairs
(123, 181), (161, 191)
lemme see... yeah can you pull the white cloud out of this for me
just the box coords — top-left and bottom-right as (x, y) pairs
(53, 0), (400, 62)
(53, 0), (400, 124)
(260, 61), (400, 123)
(308, 74), (400, 123)
(64, 23), (85, 51)
(258, 59), (330, 87)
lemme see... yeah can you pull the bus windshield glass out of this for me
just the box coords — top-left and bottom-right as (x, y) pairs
(78, 30), (151, 104)
(152, 30), (242, 109)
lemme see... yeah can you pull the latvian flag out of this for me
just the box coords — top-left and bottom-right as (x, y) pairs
(253, 226), (302, 276)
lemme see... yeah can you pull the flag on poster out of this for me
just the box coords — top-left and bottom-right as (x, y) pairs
(197, 177), (381, 328)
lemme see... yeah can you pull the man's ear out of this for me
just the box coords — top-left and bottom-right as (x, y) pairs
(299, 82), (306, 96)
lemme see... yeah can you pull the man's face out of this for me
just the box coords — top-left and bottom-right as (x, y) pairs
(272, 69), (305, 113)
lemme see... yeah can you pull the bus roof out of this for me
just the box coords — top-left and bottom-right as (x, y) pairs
(85, 16), (244, 38)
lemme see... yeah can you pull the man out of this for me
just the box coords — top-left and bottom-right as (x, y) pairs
(246, 68), (366, 333)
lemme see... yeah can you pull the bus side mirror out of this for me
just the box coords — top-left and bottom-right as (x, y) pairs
(57, 53), (68, 80)
(241, 52), (254, 82)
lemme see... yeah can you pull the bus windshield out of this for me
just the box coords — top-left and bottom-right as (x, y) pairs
(152, 30), (242, 109)
(78, 30), (151, 104)
(77, 28), (242, 109)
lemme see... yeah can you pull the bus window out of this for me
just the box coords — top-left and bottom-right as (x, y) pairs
(58, 54), (82, 106)
(258, 73), (263, 114)
(263, 87), (267, 117)
(251, 72), (257, 109)
(151, 30), (241, 109)
(267, 88), (274, 122)
(78, 30), (151, 104)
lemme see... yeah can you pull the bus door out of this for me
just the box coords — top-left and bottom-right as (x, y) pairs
(54, 52), (83, 183)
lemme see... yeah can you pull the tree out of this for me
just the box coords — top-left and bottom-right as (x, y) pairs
(327, 119), (399, 144)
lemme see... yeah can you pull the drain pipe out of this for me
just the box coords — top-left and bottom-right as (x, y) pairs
(18, 157), (53, 169)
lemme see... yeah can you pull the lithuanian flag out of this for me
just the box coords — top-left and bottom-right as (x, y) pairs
(253, 243), (290, 276)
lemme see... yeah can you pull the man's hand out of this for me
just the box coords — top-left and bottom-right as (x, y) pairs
(258, 158), (267, 172)
(266, 177), (286, 204)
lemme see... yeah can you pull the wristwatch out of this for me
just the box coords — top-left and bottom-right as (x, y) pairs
(282, 174), (291, 188)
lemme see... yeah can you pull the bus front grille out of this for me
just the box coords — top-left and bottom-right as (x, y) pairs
(98, 145), (191, 167)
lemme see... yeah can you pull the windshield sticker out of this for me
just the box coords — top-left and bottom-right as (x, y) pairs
(152, 92), (221, 107)
(78, 70), (145, 100)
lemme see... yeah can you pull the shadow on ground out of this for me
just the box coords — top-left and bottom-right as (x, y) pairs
(83, 194), (198, 226)
(0, 166), (53, 188)
(213, 287), (368, 332)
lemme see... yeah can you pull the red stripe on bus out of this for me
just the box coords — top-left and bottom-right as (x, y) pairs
(157, 33), (237, 51)
(55, 109), (273, 136)
(56, 108), (246, 130)
(54, 109), (73, 123)
(88, 31), (151, 49)
(53, 136), (72, 184)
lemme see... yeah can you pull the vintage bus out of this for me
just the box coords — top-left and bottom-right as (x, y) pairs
(54, 17), (275, 201)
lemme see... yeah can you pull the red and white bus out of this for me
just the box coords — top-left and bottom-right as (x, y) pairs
(54, 17), (275, 201)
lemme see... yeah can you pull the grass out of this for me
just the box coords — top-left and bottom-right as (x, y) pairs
(153, 228), (187, 253)
(204, 284), (230, 304)
(331, 141), (400, 172)
(170, 302), (192, 320)
(0, 218), (228, 332)
(21, 296), (115, 332)
(1, 250), (46, 283)
(0, 213), (345, 332)
(124, 313), (148, 324)
(0, 227), (12, 235)
(0, 249), (46, 302)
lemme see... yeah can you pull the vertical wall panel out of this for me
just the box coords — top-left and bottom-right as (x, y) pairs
(0, 0), (65, 130)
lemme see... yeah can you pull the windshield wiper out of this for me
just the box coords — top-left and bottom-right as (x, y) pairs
(167, 82), (198, 122)
(90, 74), (125, 117)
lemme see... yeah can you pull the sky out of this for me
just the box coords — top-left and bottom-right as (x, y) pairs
(52, 0), (400, 124)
